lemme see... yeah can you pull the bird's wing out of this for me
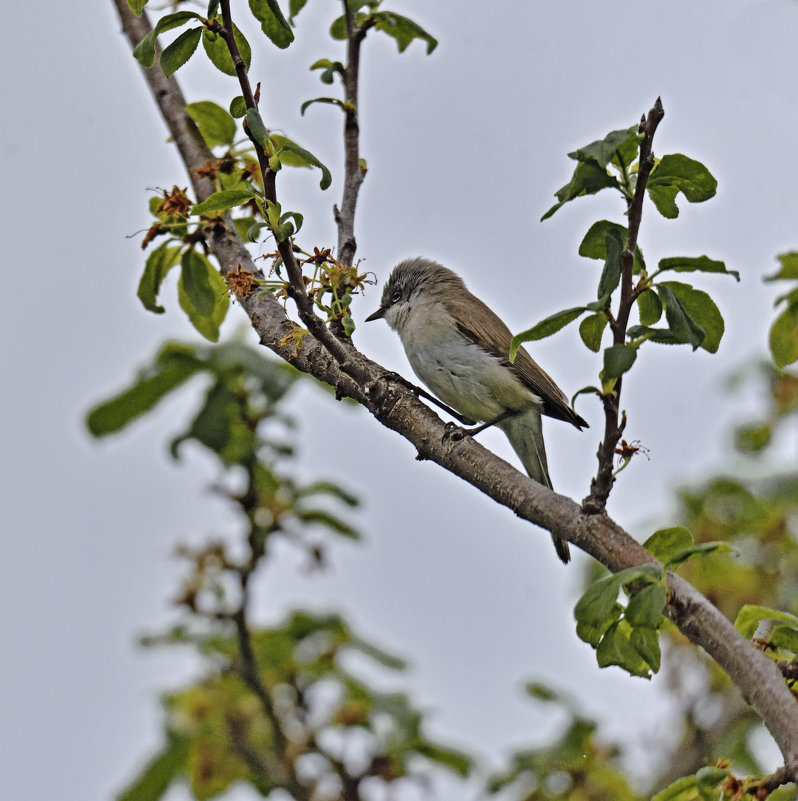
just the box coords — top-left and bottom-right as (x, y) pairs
(442, 293), (588, 429)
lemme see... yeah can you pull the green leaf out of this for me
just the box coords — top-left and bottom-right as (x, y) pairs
(770, 625), (798, 654)
(646, 183), (680, 219)
(274, 141), (332, 189)
(542, 161), (620, 220)
(181, 251), (216, 316)
(734, 422), (772, 453)
(414, 742), (471, 777)
(656, 284), (705, 351)
(643, 526), (693, 562)
(509, 307), (586, 358)
(245, 108), (271, 152)
(310, 58), (344, 84)
(524, 682), (558, 702)
(602, 343), (637, 379)
(626, 325), (680, 345)
(626, 584), (667, 629)
(695, 766), (729, 800)
(585, 293), (611, 312)
(734, 605), (798, 639)
(329, 14), (349, 39)
(137, 244), (182, 313)
(296, 509), (361, 539)
(774, 286), (798, 310)
(769, 303), (798, 367)
(133, 11), (203, 68)
(578, 220), (645, 273)
(574, 573), (625, 642)
(201, 24), (252, 76)
(178, 262), (229, 343)
(636, 289), (662, 326)
(171, 381), (253, 464)
(267, 135), (308, 168)
(664, 541), (737, 570)
(297, 481), (359, 507)
(249, 0), (294, 48)
(229, 96), (247, 118)
(300, 96), (346, 115)
(629, 626), (661, 673)
(127, 0), (149, 16)
(372, 11), (438, 54)
(117, 735), (192, 801)
(185, 101), (237, 149)
(657, 255), (739, 281)
(764, 251), (798, 282)
(597, 228), (623, 298)
(576, 604), (623, 650)
(289, 0), (308, 23)
(191, 189), (256, 216)
(574, 564), (661, 641)
(159, 26), (202, 78)
(568, 127), (641, 169)
(86, 348), (201, 437)
(279, 209), (304, 235)
(659, 281), (724, 353)
(651, 775), (699, 801)
(232, 216), (257, 241)
(596, 619), (652, 678)
(647, 154), (717, 218)
(579, 312), (608, 352)
(132, 33), (157, 69)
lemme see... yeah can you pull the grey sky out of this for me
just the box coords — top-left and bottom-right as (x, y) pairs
(3, 1), (796, 799)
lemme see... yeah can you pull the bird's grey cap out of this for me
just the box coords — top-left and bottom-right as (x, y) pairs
(365, 257), (464, 321)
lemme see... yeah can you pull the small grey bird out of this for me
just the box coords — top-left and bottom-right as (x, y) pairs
(366, 257), (587, 564)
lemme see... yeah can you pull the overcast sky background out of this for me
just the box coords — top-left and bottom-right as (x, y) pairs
(3, 1), (798, 799)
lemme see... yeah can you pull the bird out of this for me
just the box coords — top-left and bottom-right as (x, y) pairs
(365, 257), (587, 563)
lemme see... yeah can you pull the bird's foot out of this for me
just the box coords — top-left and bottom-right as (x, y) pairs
(442, 421), (466, 443)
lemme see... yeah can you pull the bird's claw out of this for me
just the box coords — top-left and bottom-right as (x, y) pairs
(442, 421), (465, 443)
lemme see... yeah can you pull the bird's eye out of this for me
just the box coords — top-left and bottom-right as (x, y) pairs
(392, 288), (402, 303)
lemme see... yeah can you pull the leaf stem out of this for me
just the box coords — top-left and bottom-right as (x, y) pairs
(583, 98), (664, 514)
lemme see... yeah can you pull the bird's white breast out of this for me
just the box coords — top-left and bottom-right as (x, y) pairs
(394, 303), (538, 423)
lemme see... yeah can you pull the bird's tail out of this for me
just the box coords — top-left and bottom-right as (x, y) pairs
(498, 408), (571, 564)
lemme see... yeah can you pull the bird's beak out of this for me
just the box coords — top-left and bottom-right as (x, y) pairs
(365, 306), (386, 322)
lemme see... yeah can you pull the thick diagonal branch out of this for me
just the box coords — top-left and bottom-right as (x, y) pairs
(112, 4), (798, 781)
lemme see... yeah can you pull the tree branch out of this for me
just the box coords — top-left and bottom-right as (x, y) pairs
(335, 1), (373, 266)
(583, 98), (665, 513)
(112, 5), (798, 781)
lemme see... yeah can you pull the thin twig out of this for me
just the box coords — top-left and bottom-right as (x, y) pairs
(215, 0), (371, 374)
(746, 765), (793, 798)
(335, 2), (374, 266)
(583, 98), (664, 514)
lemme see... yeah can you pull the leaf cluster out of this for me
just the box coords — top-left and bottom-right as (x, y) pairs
(128, 0), (435, 342)
(121, 611), (470, 801)
(513, 125), (737, 399)
(575, 527), (734, 680)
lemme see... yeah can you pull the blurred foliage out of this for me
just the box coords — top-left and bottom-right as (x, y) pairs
(89, 339), (471, 800)
(640, 357), (798, 798)
(488, 684), (642, 801)
(765, 252), (798, 368)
